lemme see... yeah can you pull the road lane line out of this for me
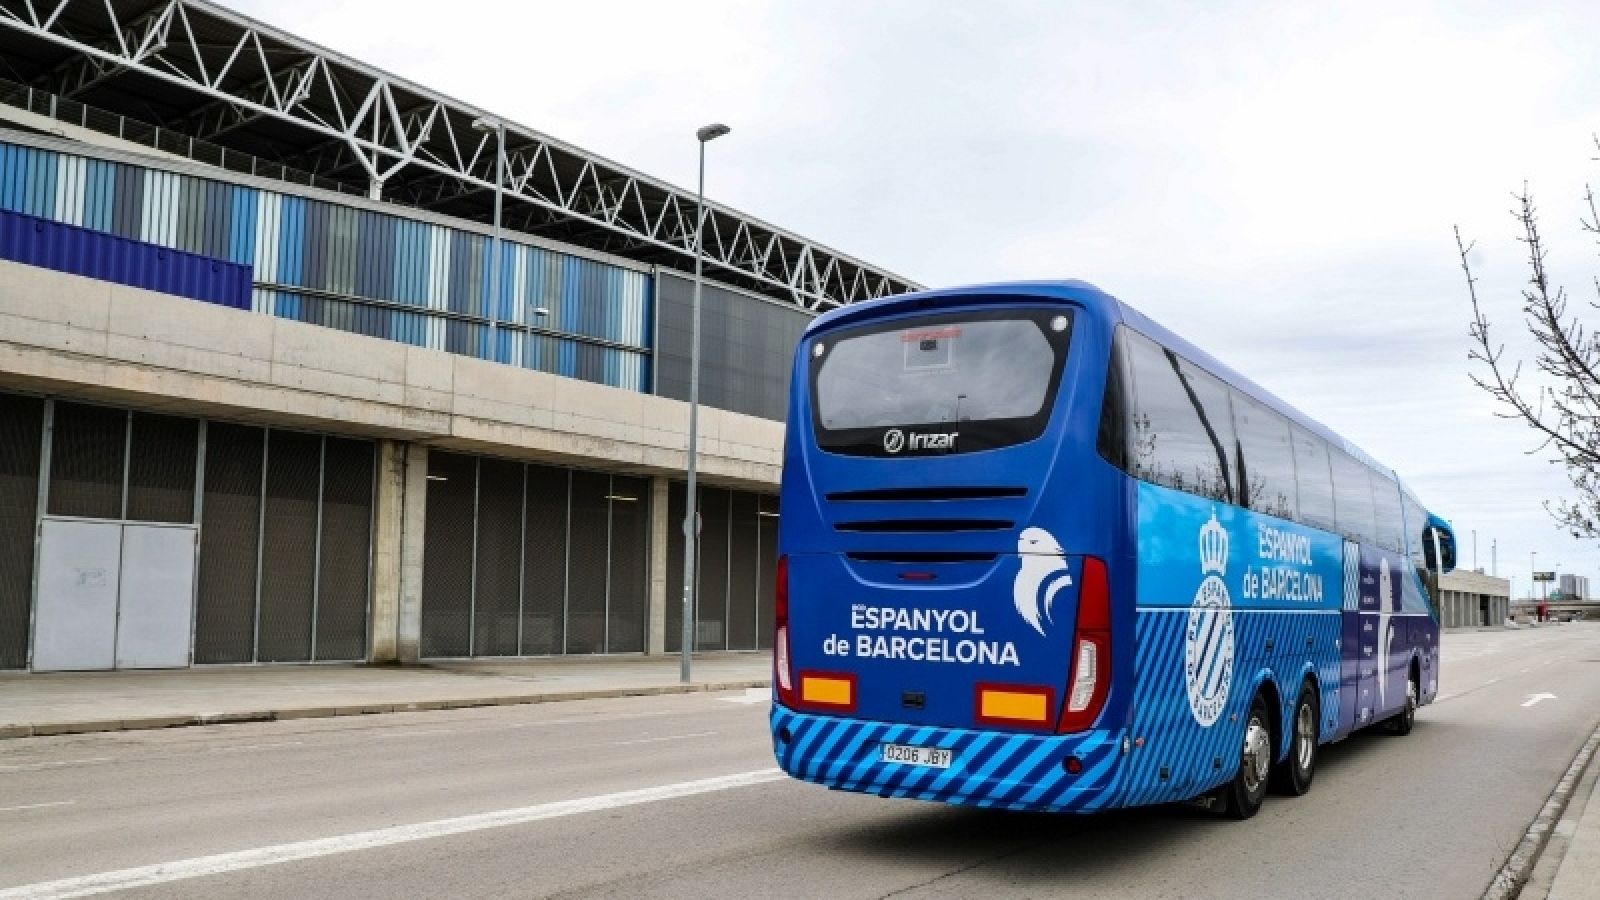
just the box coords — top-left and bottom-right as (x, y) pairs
(365, 729), (459, 740)
(0, 768), (785, 899)
(0, 802), (74, 813)
(607, 731), (718, 747)
(0, 759), (111, 773)
(207, 742), (306, 753)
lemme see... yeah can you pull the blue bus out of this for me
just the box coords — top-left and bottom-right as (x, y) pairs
(769, 280), (1457, 818)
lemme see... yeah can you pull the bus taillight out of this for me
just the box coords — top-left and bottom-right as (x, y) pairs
(1058, 556), (1110, 733)
(774, 555), (796, 705)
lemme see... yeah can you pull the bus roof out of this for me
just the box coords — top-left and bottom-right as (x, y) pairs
(808, 279), (1427, 506)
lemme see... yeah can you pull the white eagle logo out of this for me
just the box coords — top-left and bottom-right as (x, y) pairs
(1013, 527), (1072, 636)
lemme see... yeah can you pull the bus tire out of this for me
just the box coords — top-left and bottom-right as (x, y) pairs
(1222, 692), (1272, 819)
(1270, 682), (1317, 796)
(1385, 667), (1418, 736)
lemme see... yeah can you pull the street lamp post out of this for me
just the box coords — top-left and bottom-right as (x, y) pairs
(681, 122), (731, 685)
(472, 117), (506, 362)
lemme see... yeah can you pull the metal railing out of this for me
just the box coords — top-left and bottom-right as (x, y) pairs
(0, 76), (368, 199)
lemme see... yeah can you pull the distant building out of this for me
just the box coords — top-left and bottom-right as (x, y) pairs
(1558, 574), (1589, 601)
(1437, 570), (1511, 628)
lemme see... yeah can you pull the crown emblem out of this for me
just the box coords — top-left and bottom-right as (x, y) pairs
(1199, 511), (1229, 575)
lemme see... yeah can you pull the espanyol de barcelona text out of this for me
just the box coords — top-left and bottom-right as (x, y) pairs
(820, 604), (1022, 666)
(1242, 524), (1324, 602)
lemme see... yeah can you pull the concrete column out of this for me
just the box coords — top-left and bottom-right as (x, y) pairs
(397, 444), (429, 663)
(646, 476), (670, 655)
(366, 439), (405, 663)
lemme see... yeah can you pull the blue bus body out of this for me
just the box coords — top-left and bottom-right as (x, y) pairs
(770, 280), (1453, 814)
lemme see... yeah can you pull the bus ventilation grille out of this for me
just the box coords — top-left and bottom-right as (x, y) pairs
(834, 519), (1014, 533)
(825, 487), (1027, 502)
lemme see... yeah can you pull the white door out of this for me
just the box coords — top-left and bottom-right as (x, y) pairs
(32, 519), (123, 671)
(115, 524), (197, 669)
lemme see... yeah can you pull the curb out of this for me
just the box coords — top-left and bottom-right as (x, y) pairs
(0, 679), (771, 740)
(1484, 719), (1600, 900)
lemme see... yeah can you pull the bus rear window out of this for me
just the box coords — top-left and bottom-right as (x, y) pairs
(809, 308), (1072, 456)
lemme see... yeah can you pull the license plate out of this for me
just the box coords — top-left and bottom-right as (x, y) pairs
(880, 742), (953, 769)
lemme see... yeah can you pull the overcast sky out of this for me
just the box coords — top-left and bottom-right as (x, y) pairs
(237, 0), (1600, 597)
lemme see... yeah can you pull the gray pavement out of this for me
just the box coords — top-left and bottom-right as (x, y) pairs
(0, 653), (771, 739)
(1, 626), (1598, 898)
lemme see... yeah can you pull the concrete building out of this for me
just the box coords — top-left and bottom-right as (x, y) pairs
(1437, 570), (1511, 629)
(1558, 573), (1589, 601)
(0, 0), (920, 670)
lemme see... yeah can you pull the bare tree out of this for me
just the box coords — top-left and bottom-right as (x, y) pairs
(1458, 163), (1600, 539)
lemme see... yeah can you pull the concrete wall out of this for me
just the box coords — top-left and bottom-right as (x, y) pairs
(0, 260), (783, 491)
(1438, 570), (1511, 628)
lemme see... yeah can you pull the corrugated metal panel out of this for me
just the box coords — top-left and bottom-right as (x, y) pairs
(0, 207), (252, 309)
(0, 138), (656, 391)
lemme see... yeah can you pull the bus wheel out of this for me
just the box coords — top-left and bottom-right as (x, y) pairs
(1386, 670), (1417, 736)
(1222, 693), (1272, 819)
(1270, 682), (1317, 796)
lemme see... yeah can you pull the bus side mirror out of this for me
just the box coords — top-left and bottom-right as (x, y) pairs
(1422, 526), (1456, 574)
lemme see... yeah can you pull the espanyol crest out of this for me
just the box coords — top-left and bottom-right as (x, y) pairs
(1184, 511), (1235, 728)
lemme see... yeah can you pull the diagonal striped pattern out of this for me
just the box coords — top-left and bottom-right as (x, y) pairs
(771, 706), (1123, 813)
(1118, 608), (1343, 808)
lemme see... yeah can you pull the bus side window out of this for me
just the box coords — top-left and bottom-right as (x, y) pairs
(1097, 326), (1131, 471)
(1231, 392), (1298, 521)
(1369, 469), (1404, 552)
(1175, 358), (1239, 504)
(1124, 331), (1234, 503)
(1330, 449), (1377, 545)
(1402, 491), (1428, 570)
(1291, 426), (1337, 533)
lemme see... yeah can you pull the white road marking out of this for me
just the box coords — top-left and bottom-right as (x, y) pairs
(207, 742), (306, 754)
(366, 729), (458, 740)
(718, 688), (770, 705)
(0, 759), (111, 773)
(1522, 692), (1557, 708)
(607, 731), (717, 747)
(0, 768), (785, 899)
(0, 801), (74, 813)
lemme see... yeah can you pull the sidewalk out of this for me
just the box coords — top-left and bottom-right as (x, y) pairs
(0, 653), (773, 740)
(1542, 734), (1600, 900)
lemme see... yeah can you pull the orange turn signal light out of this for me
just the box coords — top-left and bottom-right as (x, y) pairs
(975, 684), (1054, 726)
(800, 672), (856, 710)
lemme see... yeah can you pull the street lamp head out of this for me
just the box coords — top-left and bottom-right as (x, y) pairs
(696, 123), (731, 143)
(532, 307), (550, 317)
(471, 116), (501, 133)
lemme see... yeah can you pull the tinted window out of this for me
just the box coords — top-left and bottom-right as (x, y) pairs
(1401, 488), (1427, 566)
(810, 308), (1072, 456)
(1370, 468), (1404, 552)
(817, 317), (1059, 427)
(1097, 327), (1131, 471)
(1125, 331), (1235, 502)
(1331, 449), (1376, 544)
(1292, 426), (1337, 533)
(1232, 393), (1297, 520)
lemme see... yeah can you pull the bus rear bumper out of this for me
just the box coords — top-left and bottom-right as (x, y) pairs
(770, 705), (1125, 814)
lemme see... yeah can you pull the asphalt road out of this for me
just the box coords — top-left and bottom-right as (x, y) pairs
(3, 624), (1599, 899)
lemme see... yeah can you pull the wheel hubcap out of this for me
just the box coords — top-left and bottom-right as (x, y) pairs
(1296, 703), (1315, 771)
(1406, 680), (1417, 720)
(1242, 716), (1271, 793)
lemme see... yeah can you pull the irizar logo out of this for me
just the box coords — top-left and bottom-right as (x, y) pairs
(1184, 511), (1235, 728)
(881, 428), (958, 454)
(1013, 527), (1072, 636)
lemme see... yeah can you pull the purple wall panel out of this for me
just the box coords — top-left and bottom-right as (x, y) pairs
(0, 207), (251, 309)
